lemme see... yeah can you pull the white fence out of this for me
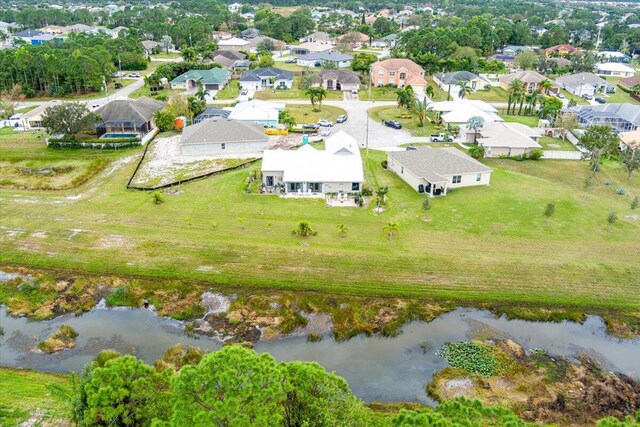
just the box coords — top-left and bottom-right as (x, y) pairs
(542, 151), (583, 160)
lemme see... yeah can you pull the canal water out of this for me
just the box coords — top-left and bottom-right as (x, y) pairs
(1, 304), (639, 404)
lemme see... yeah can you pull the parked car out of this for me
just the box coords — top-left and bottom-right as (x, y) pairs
(90, 104), (102, 111)
(595, 97), (606, 104)
(128, 73), (141, 78)
(114, 83), (123, 89)
(556, 92), (565, 99)
(351, 87), (358, 94)
(240, 88), (249, 96)
(317, 119), (333, 127)
(320, 126), (331, 136)
(384, 120), (402, 129)
(581, 93), (593, 100)
(405, 145), (418, 151)
(285, 57), (297, 63)
(302, 123), (319, 129)
(336, 115), (347, 123)
(430, 132), (453, 142)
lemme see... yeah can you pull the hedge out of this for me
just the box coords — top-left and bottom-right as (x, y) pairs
(47, 137), (141, 149)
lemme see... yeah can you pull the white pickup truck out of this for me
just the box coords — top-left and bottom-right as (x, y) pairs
(430, 133), (454, 142)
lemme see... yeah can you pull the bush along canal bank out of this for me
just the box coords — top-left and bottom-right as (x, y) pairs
(1, 266), (640, 343)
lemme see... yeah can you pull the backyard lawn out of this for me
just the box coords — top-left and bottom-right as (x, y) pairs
(367, 106), (444, 137)
(254, 77), (343, 101)
(26, 78), (134, 102)
(0, 368), (70, 426)
(1, 122), (638, 321)
(285, 104), (347, 123)
(538, 136), (578, 151)
(359, 77), (448, 102)
(467, 87), (509, 103)
(500, 114), (541, 127)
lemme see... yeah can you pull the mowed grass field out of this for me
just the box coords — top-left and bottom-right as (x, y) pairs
(0, 136), (639, 315)
(0, 368), (70, 426)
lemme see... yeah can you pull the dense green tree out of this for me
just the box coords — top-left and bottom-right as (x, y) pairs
(351, 52), (378, 72)
(579, 125), (619, 175)
(83, 355), (173, 426)
(41, 103), (101, 139)
(170, 346), (285, 426)
(515, 50), (538, 70)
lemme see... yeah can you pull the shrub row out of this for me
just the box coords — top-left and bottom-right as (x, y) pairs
(48, 137), (141, 149)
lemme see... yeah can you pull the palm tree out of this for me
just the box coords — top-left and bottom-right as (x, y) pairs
(525, 92), (538, 116)
(336, 224), (347, 238)
(315, 87), (327, 109)
(507, 79), (524, 115)
(195, 82), (210, 102)
(466, 116), (484, 144)
(538, 79), (553, 95)
(180, 47), (197, 62)
(632, 84), (640, 99)
(382, 222), (399, 241)
(411, 97), (432, 127)
(187, 96), (205, 122)
(305, 88), (318, 109)
(457, 81), (471, 99)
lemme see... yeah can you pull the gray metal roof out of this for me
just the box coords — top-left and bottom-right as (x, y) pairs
(181, 118), (267, 145)
(434, 71), (488, 85)
(239, 67), (293, 82)
(389, 147), (492, 183)
(194, 107), (231, 124)
(298, 52), (353, 61)
(556, 72), (613, 88)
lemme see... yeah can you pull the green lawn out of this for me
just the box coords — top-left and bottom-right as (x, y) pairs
(15, 105), (37, 114)
(285, 104), (347, 123)
(1, 124), (638, 322)
(560, 89), (589, 106)
(130, 85), (179, 100)
(150, 52), (182, 60)
(216, 80), (241, 100)
(368, 106), (445, 137)
(538, 136), (578, 151)
(26, 78), (134, 102)
(273, 60), (305, 72)
(359, 77), (448, 102)
(500, 114), (541, 127)
(0, 135), (136, 190)
(467, 87), (509, 103)
(596, 77), (640, 104)
(0, 368), (70, 426)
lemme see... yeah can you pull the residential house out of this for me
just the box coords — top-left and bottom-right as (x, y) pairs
(303, 31), (331, 44)
(502, 45), (533, 56)
(193, 106), (231, 124)
(239, 67), (294, 91)
(335, 31), (370, 48)
(170, 69), (231, 95)
(241, 28), (260, 39)
(576, 103), (640, 132)
(462, 121), (541, 157)
(142, 40), (162, 55)
(14, 29), (43, 44)
(248, 36), (286, 53)
(228, 2), (243, 12)
(487, 54), (516, 67)
(261, 131), (364, 195)
(371, 34), (398, 48)
(40, 25), (66, 35)
(370, 58), (426, 91)
(17, 100), (64, 129)
(433, 71), (491, 94)
(431, 100), (502, 125)
(180, 119), (268, 156)
(290, 41), (333, 55)
(555, 72), (616, 96)
(311, 70), (360, 91)
(598, 51), (631, 63)
(595, 62), (636, 78)
(499, 71), (559, 94)
(387, 147), (492, 196)
(108, 26), (128, 38)
(212, 31), (233, 41)
(547, 57), (572, 69)
(544, 44), (579, 57)
(209, 50), (246, 68)
(619, 76), (640, 91)
(29, 33), (58, 45)
(228, 100), (284, 127)
(217, 37), (250, 52)
(94, 97), (163, 137)
(297, 52), (353, 68)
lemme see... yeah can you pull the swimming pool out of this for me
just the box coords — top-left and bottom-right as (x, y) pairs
(100, 133), (139, 139)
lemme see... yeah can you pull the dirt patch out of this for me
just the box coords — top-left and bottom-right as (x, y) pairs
(36, 325), (78, 354)
(130, 136), (257, 188)
(428, 339), (640, 426)
(95, 234), (132, 249)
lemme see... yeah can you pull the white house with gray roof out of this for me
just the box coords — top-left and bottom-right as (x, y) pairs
(433, 71), (491, 95)
(387, 147), (492, 196)
(461, 121), (541, 158)
(180, 119), (268, 156)
(239, 67), (293, 91)
(297, 52), (353, 68)
(555, 72), (615, 96)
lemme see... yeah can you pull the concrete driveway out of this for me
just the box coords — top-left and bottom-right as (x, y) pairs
(286, 99), (413, 149)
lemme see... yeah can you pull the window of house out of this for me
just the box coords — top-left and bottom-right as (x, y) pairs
(476, 174), (481, 182)
(309, 182), (322, 192)
(352, 182), (359, 191)
(221, 143), (226, 150)
(452, 175), (461, 184)
(266, 176), (274, 186)
(389, 71), (396, 76)
(401, 166), (404, 174)
(399, 73), (406, 79)
(378, 71), (384, 76)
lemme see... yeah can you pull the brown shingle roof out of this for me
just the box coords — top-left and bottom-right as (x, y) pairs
(619, 76), (640, 89)
(389, 147), (492, 183)
(373, 58), (423, 73)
